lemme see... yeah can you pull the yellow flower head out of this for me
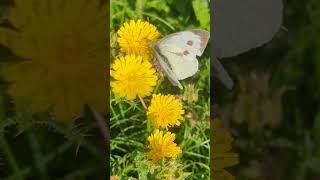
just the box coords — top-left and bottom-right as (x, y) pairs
(147, 94), (185, 129)
(117, 19), (160, 60)
(211, 118), (239, 180)
(147, 130), (182, 162)
(111, 54), (158, 100)
(0, 0), (107, 122)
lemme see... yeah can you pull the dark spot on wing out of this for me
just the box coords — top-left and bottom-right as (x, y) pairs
(168, 50), (190, 57)
(171, 52), (184, 56)
(187, 40), (193, 46)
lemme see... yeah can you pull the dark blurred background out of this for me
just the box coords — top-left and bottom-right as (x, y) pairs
(213, 0), (320, 179)
(0, 0), (108, 179)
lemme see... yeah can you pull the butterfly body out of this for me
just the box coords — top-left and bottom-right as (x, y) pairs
(151, 29), (210, 89)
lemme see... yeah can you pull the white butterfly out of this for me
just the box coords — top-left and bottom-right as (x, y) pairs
(151, 29), (210, 89)
(212, 0), (283, 89)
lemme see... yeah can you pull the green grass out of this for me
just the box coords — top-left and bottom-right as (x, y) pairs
(110, 0), (211, 179)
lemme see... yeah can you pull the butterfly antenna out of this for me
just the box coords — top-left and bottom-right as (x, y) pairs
(212, 58), (234, 89)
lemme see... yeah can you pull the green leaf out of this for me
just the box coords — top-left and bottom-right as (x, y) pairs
(192, 0), (210, 30)
(135, 0), (146, 18)
(145, 0), (170, 13)
(134, 153), (150, 180)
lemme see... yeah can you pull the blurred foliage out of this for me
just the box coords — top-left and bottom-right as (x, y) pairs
(0, 0), (107, 179)
(213, 0), (320, 179)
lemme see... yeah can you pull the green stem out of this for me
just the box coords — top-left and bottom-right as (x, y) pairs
(153, 77), (164, 94)
(0, 135), (24, 180)
(138, 95), (147, 111)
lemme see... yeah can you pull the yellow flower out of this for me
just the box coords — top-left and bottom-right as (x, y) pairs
(211, 118), (239, 180)
(147, 94), (184, 129)
(0, 0), (107, 122)
(117, 19), (160, 60)
(111, 54), (158, 100)
(147, 130), (182, 162)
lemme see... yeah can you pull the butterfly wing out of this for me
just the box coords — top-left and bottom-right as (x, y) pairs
(156, 30), (210, 80)
(152, 45), (183, 89)
(212, 0), (283, 58)
(210, 0), (282, 89)
(159, 30), (210, 57)
(156, 44), (199, 80)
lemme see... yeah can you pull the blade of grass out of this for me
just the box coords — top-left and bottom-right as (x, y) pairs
(142, 12), (175, 31)
(0, 135), (24, 180)
(27, 132), (48, 180)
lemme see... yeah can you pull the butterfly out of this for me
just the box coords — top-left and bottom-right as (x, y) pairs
(150, 29), (210, 89)
(211, 0), (284, 89)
